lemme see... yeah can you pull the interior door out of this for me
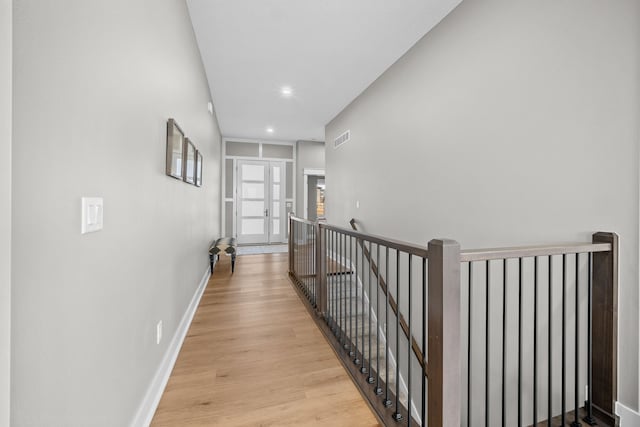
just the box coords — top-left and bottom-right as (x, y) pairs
(237, 161), (269, 244)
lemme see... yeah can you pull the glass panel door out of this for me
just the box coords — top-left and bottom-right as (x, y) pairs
(237, 161), (268, 244)
(269, 161), (285, 243)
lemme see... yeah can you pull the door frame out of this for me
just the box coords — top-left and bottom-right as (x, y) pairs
(303, 168), (325, 220)
(221, 138), (295, 243)
(235, 159), (289, 245)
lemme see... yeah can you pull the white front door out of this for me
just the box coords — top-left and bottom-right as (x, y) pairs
(237, 160), (285, 244)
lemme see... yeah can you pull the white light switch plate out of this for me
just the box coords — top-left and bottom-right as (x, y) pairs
(81, 197), (103, 234)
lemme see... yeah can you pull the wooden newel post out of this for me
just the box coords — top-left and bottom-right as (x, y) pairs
(427, 239), (461, 427)
(591, 232), (619, 424)
(316, 223), (327, 316)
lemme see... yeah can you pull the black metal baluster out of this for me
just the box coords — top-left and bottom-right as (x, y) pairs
(548, 255), (553, 427)
(345, 234), (350, 349)
(584, 253), (595, 425)
(307, 224), (311, 297)
(421, 257), (426, 424)
(329, 230), (333, 329)
(355, 236), (361, 366)
(360, 239), (366, 373)
(343, 233), (348, 347)
(349, 235), (354, 356)
(314, 224), (316, 305)
(304, 223), (307, 294)
(408, 254), (412, 427)
(336, 231), (340, 340)
(534, 256), (538, 427)
(393, 250), (402, 421)
(325, 228), (329, 322)
(468, 261), (472, 427)
(571, 254), (581, 427)
(327, 230), (336, 332)
(486, 260), (490, 427)
(384, 246), (391, 407)
(336, 232), (340, 339)
(339, 232), (344, 344)
(304, 224), (307, 295)
(562, 253), (567, 427)
(367, 241), (374, 383)
(332, 230), (337, 331)
(375, 243), (382, 394)
(311, 226), (318, 307)
(518, 257), (522, 427)
(502, 259), (507, 427)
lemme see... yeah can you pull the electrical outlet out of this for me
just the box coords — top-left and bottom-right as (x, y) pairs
(156, 320), (163, 345)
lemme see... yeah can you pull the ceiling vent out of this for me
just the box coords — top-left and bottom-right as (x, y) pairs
(334, 130), (350, 149)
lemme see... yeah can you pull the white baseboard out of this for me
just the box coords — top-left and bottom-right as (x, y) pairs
(616, 401), (640, 426)
(130, 266), (212, 427)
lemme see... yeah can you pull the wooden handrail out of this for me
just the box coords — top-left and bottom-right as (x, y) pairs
(460, 242), (612, 262)
(289, 214), (318, 226)
(323, 221), (429, 258)
(349, 218), (429, 379)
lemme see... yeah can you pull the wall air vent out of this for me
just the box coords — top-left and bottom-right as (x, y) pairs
(334, 130), (350, 149)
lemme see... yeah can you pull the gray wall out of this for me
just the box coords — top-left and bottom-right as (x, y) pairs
(326, 0), (640, 411)
(0, 0), (11, 425)
(295, 140), (325, 217)
(11, 0), (221, 425)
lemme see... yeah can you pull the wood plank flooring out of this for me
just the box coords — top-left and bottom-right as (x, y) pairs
(151, 253), (379, 426)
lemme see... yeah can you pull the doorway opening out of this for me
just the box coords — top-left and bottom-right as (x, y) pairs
(303, 168), (325, 221)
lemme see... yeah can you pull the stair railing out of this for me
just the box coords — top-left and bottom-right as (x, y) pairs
(288, 214), (318, 308)
(459, 233), (618, 426)
(349, 218), (427, 383)
(288, 215), (618, 427)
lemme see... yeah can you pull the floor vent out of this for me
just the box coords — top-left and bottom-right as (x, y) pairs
(334, 130), (350, 148)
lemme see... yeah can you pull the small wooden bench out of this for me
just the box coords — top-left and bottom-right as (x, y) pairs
(209, 237), (237, 273)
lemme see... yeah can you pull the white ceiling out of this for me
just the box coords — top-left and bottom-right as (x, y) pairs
(186, 0), (462, 142)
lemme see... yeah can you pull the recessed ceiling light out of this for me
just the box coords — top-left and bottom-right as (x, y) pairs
(280, 86), (293, 97)
(266, 127), (274, 134)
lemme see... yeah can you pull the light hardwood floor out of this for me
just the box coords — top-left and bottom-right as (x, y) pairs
(151, 252), (379, 426)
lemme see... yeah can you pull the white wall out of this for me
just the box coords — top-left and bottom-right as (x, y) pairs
(326, 0), (640, 412)
(11, 0), (221, 425)
(296, 141), (325, 217)
(0, 0), (11, 425)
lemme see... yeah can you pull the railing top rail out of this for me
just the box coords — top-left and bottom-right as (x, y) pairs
(460, 241), (612, 262)
(289, 215), (318, 226)
(320, 223), (429, 259)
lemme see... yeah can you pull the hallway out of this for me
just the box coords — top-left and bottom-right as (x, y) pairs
(151, 253), (379, 426)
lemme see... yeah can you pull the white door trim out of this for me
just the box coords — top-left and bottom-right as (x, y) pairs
(303, 168), (325, 220)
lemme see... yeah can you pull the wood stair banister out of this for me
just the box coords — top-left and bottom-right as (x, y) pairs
(349, 218), (428, 379)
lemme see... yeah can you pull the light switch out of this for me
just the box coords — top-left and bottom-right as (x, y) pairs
(81, 197), (103, 234)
